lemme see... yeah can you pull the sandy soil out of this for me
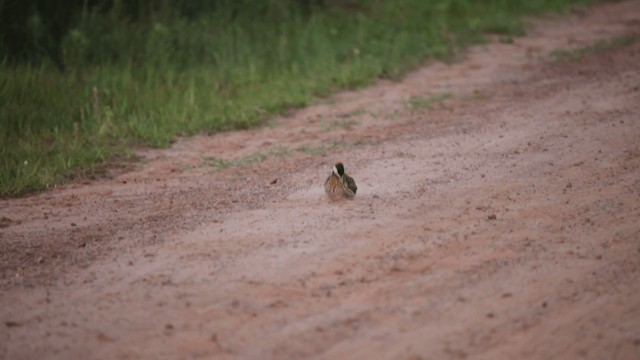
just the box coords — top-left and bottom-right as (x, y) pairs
(2, 1), (640, 359)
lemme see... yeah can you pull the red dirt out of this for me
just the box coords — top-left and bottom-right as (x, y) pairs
(2, 1), (640, 359)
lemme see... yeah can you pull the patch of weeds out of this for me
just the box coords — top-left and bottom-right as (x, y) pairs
(264, 118), (280, 129)
(407, 93), (454, 111)
(336, 108), (366, 119)
(297, 139), (377, 155)
(204, 153), (266, 171)
(296, 141), (344, 155)
(267, 146), (292, 158)
(204, 146), (291, 171)
(548, 35), (640, 62)
(459, 91), (490, 102)
(238, 152), (268, 167)
(353, 139), (381, 146)
(382, 109), (405, 120)
(177, 162), (196, 172)
(323, 119), (360, 132)
(296, 145), (328, 155)
(499, 36), (515, 44)
(204, 157), (234, 171)
(335, 119), (359, 128)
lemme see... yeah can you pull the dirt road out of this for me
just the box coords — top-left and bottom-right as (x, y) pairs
(2, 1), (640, 359)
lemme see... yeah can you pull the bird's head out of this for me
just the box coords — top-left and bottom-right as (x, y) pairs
(333, 162), (345, 177)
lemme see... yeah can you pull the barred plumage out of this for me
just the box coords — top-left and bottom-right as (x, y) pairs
(324, 162), (357, 200)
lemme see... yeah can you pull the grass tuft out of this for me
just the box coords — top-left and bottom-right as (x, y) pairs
(548, 35), (640, 62)
(407, 93), (454, 111)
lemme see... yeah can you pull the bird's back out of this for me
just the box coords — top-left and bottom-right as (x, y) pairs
(325, 173), (355, 199)
(343, 174), (357, 195)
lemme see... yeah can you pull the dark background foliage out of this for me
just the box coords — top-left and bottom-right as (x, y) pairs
(0, 0), (333, 68)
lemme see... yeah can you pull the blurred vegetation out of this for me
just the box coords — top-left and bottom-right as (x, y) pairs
(1, 0), (593, 196)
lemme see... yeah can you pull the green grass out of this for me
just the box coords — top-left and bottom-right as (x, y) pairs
(1, 0), (595, 196)
(548, 35), (640, 62)
(205, 139), (368, 172)
(407, 93), (454, 111)
(336, 108), (367, 119)
(205, 146), (292, 171)
(295, 141), (344, 155)
(459, 91), (491, 102)
(323, 119), (360, 132)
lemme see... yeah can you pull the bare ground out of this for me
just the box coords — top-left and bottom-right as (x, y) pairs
(2, 1), (640, 359)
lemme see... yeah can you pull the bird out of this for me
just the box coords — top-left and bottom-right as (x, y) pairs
(324, 162), (357, 200)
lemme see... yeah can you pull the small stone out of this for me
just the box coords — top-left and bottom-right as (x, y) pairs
(96, 333), (111, 342)
(487, 214), (497, 220)
(0, 217), (13, 228)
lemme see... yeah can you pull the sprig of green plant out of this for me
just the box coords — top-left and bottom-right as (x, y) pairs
(407, 93), (454, 111)
(548, 35), (639, 62)
(204, 147), (291, 171)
